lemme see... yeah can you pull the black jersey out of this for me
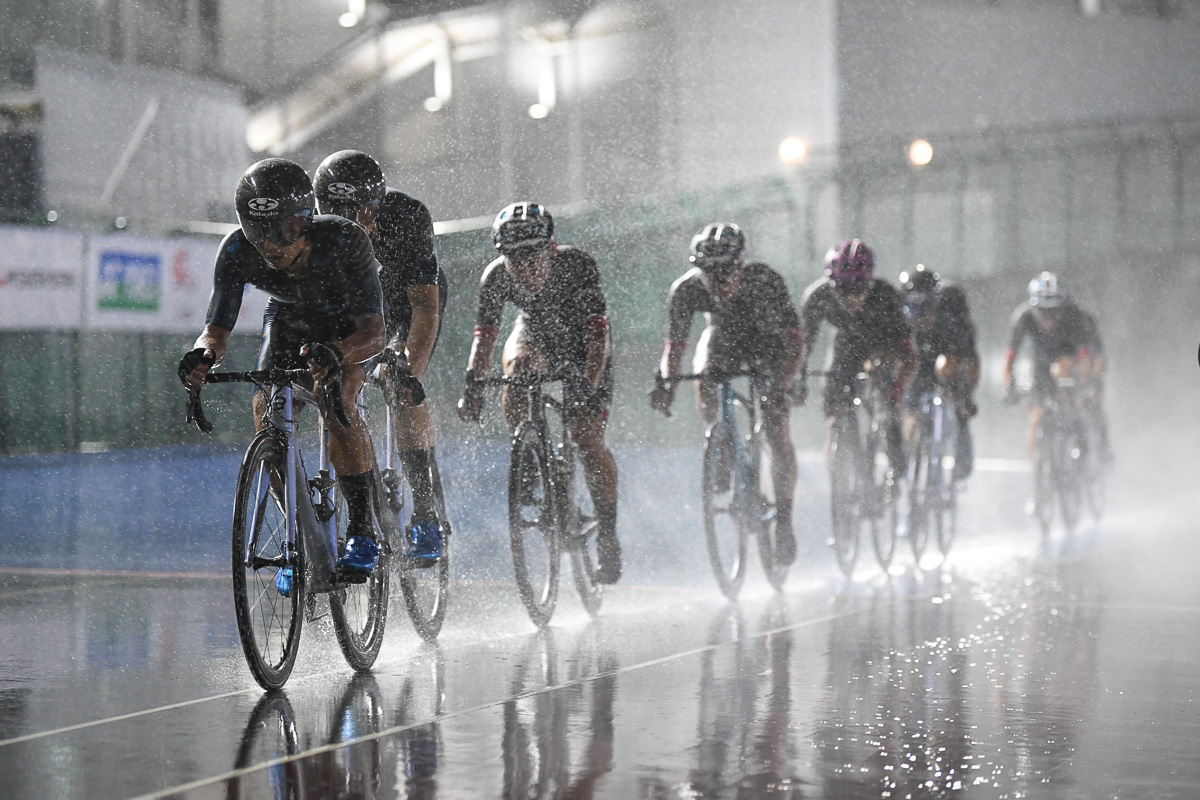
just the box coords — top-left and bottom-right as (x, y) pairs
(911, 284), (978, 389)
(1007, 300), (1093, 369)
(474, 246), (608, 370)
(205, 215), (383, 333)
(666, 262), (801, 356)
(800, 276), (911, 363)
(373, 189), (448, 341)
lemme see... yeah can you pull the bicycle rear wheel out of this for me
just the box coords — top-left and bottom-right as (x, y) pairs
(565, 459), (604, 617)
(508, 421), (560, 628)
(389, 455), (452, 641)
(702, 418), (747, 599)
(329, 473), (390, 670)
(232, 433), (304, 691)
(829, 414), (862, 577)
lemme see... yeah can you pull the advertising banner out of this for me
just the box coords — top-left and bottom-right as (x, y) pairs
(84, 234), (268, 333)
(0, 227), (86, 330)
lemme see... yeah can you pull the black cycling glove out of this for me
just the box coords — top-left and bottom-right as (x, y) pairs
(178, 348), (214, 386)
(302, 342), (343, 381)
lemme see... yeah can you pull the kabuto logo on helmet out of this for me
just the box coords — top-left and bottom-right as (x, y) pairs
(247, 197), (280, 216)
(327, 182), (357, 198)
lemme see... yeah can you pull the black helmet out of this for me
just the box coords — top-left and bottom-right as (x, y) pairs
(899, 264), (940, 294)
(313, 150), (386, 219)
(899, 264), (940, 319)
(689, 223), (746, 271)
(492, 202), (555, 253)
(235, 158), (314, 247)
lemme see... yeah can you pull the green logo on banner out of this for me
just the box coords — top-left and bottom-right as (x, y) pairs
(98, 251), (160, 311)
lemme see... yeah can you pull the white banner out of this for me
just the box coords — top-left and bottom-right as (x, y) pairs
(84, 234), (268, 333)
(0, 227), (86, 330)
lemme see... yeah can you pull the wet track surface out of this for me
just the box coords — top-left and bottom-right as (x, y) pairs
(1, 448), (1198, 799)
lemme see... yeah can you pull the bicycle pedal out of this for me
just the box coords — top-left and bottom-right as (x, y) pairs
(335, 571), (371, 585)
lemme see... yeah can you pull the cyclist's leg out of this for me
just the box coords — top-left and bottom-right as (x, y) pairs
(872, 347), (911, 473)
(329, 361), (385, 573)
(566, 370), (620, 584)
(936, 354), (979, 480)
(388, 312), (447, 558)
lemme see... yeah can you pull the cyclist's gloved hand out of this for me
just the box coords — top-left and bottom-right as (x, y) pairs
(178, 348), (215, 389)
(386, 350), (426, 407)
(648, 370), (675, 415)
(565, 367), (603, 416)
(301, 342), (343, 383)
(457, 369), (484, 423)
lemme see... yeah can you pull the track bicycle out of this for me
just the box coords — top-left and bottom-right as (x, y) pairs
(367, 350), (451, 641)
(473, 371), (603, 628)
(657, 369), (790, 598)
(812, 368), (902, 577)
(187, 369), (394, 689)
(1027, 377), (1087, 538)
(904, 380), (961, 559)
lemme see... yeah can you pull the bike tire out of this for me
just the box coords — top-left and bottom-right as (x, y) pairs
(934, 407), (959, 556)
(753, 433), (789, 592)
(391, 456), (452, 641)
(564, 460), (604, 617)
(1033, 422), (1055, 538)
(905, 421), (930, 563)
(1056, 424), (1084, 534)
(508, 421), (560, 628)
(329, 473), (390, 671)
(868, 412), (899, 569)
(829, 414), (861, 577)
(702, 418), (748, 599)
(231, 433), (304, 691)
(233, 691), (300, 771)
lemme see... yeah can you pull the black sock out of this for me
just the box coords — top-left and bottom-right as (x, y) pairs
(595, 498), (618, 541)
(338, 470), (376, 540)
(399, 448), (437, 521)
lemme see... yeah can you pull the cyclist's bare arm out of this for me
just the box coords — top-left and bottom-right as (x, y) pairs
(329, 312), (385, 368)
(466, 327), (497, 377)
(584, 317), (610, 390)
(400, 284), (440, 380)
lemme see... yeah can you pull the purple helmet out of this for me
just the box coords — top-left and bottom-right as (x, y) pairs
(824, 238), (875, 290)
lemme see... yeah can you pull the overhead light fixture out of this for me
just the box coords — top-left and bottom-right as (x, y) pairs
(425, 97), (445, 112)
(528, 103), (549, 120)
(340, 0), (365, 27)
(909, 138), (933, 167)
(778, 137), (807, 165)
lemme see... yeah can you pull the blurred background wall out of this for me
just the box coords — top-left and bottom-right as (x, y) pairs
(0, 0), (1197, 456)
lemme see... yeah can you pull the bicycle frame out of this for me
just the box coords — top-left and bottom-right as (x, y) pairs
(249, 383), (342, 593)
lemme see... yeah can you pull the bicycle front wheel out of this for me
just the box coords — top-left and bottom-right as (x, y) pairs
(702, 418), (747, 599)
(232, 434), (304, 691)
(329, 473), (390, 671)
(388, 455), (452, 641)
(867, 414), (899, 569)
(829, 414), (862, 577)
(934, 407), (959, 556)
(906, 421), (931, 563)
(509, 421), (561, 628)
(1033, 422), (1055, 538)
(1055, 424), (1084, 534)
(564, 459), (604, 617)
(753, 433), (789, 592)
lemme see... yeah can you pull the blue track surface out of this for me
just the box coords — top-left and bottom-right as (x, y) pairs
(3, 441), (833, 581)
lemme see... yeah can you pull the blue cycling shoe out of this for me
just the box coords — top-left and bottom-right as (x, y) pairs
(336, 535), (380, 576)
(407, 518), (444, 562)
(275, 566), (294, 598)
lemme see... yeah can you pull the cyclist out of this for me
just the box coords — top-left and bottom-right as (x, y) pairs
(795, 239), (915, 471)
(456, 202), (622, 584)
(898, 264), (980, 481)
(647, 223), (803, 566)
(178, 157), (386, 579)
(1002, 271), (1096, 458)
(1078, 307), (1114, 463)
(314, 149), (449, 561)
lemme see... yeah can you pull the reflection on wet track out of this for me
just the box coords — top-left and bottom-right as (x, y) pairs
(1, 460), (1199, 799)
